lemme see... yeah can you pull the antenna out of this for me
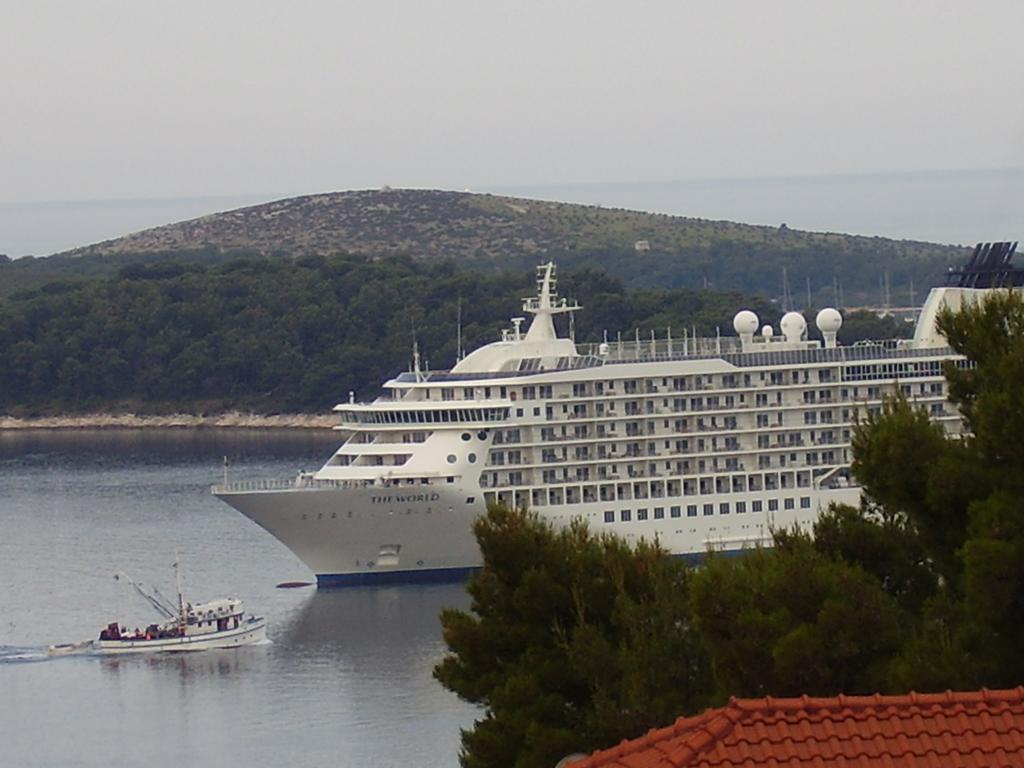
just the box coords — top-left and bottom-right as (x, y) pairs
(173, 555), (184, 622)
(412, 338), (422, 382)
(456, 294), (463, 362)
(805, 276), (811, 310)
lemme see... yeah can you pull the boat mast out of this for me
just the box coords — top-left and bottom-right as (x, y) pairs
(174, 556), (185, 624)
(114, 572), (176, 619)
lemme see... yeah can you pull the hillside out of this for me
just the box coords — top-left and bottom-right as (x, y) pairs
(66, 187), (956, 260)
(3, 188), (969, 304)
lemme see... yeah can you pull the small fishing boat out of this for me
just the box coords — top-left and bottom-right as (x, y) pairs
(49, 568), (266, 655)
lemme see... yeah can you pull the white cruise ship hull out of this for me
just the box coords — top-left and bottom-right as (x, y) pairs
(215, 482), (861, 586)
(215, 484), (485, 585)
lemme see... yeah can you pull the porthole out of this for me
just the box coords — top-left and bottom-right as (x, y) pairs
(461, 432), (471, 442)
(417, 560), (424, 566)
(468, 453), (477, 463)
(446, 454), (457, 464)
(477, 430), (487, 440)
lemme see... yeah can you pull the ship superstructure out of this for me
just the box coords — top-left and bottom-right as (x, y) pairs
(214, 242), (1021, 586)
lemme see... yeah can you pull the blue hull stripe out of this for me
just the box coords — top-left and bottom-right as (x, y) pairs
(316, 566), (480, 588)
(313, 550), (747, 587)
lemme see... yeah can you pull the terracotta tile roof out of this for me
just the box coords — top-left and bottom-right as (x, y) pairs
(568, 688), (1024, 768)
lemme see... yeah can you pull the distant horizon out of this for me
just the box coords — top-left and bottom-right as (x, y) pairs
(4, 163), (1022, 207)
(3, 166), (1023, 258)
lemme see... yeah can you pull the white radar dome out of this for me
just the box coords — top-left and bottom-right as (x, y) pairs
(816, 307), (843, 334)
(761, 325), (774, 339)
(780, 311), (807, 342)
(733, 310), (759, 335)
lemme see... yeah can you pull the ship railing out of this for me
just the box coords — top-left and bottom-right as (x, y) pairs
(212, 477), (375, 494)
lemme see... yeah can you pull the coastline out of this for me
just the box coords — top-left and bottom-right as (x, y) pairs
(0, 412), (339, 430)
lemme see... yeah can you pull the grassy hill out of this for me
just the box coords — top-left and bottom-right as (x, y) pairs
(2, 188), (969, 304)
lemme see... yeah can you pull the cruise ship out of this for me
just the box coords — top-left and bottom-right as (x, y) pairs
(213, 242), (1021, 586)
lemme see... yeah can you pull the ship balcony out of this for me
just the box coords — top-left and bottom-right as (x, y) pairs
(212, 476), (375, 494)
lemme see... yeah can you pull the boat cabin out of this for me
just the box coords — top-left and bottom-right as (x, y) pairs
(184, 598), (247, 634)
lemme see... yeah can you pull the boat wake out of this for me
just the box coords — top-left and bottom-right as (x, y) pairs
(0, 645), (54, 664)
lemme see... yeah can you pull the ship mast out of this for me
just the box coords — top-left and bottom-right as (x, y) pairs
(521, 262), (580, 343)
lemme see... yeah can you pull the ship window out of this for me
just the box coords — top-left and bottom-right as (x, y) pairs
(687, 505), (697, 517)
(468, 453), (477, 463)
(466, 497), (475, 504)
(752, 500), (763, 512)
(736, 501), (746, 514)
(671, 506), (681, 518)
(604, 510), (614, 523)
(654, 507), (664, 519)
(784, 498), (795, 510)
(446, 454), (456, 464)
(720, 503), (729, 515)
(768, 499), (779, 511)
(620, 509), (632, 522)
(801, 496), (811, 508)
(637, 508), (648, 521)
(703, 504), (713, 516)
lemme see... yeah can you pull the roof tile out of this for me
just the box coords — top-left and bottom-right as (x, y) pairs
(567, 688), (1024, 768)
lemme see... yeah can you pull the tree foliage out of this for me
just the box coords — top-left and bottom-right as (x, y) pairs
(691, 531), (904, 699)
(0, 255), (774, 415)
(435, 505), (711, 768)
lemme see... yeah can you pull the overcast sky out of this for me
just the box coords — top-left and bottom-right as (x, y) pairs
(3, 0), (1024, 204)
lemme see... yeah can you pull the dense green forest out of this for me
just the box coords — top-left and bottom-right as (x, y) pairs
(435, 292), (1024, 768)
(1, 254), (801, 415)
(463, 240), (951, 308)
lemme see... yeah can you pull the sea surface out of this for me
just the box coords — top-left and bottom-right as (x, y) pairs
(0, 429), (477, 768)
(4, 168), (1024, 258)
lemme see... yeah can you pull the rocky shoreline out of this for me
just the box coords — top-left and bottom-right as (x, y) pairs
(0, 412), (339, 430)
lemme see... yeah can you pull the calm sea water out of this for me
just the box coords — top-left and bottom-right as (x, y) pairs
(0, 429), (476, 768)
